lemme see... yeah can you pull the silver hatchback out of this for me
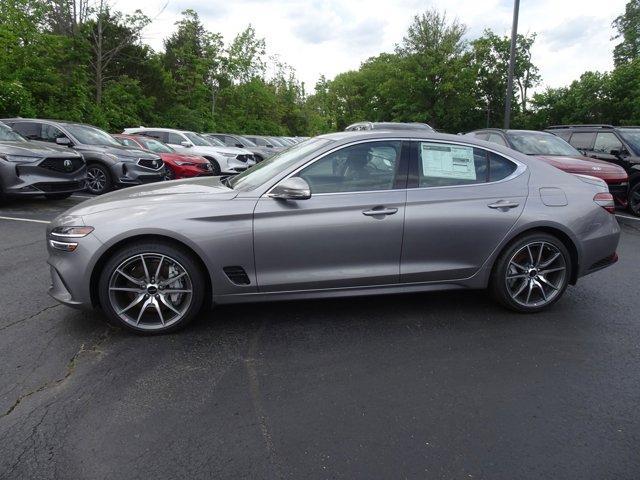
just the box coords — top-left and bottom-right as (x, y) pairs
(47, 131), (620, 333)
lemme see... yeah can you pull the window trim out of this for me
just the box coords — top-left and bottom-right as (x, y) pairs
(264, 137), (526, 197)
(408, 140), (526, 191)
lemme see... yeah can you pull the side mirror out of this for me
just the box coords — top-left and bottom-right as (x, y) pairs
(235, 143), (244, 148)
(181, 141), (193, 148)
(267, 144), (274, 148)
(611, 148), (628, 158)
(268, 177), (311, 200)
(56, 137), (72, 146)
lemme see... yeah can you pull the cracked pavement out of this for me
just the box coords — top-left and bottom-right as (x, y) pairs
(1, 195), (640, 479)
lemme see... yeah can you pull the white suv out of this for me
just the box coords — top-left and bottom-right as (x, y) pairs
(123, 127), (256, 174)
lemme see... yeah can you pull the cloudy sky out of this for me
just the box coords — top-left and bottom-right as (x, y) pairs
(115, 0), (627, 93)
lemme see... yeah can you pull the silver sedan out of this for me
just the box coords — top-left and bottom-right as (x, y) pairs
(46, 131), (620, 333)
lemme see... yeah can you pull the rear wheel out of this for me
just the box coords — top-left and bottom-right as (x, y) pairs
(86, 164), (113, 195)
(628, 182), (640, 216)
(490, 233), (571, 312)
(98, 241), (206, 334)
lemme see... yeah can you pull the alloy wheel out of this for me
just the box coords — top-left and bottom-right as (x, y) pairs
(87, 167), (107, 193)
(108, 253), (194, 331)
(505, 241), (567, 308)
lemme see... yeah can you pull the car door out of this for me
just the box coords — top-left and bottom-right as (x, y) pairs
(401, 140), (528, 283)
(253, 140), (409, 292)
(590, 131), (629, 170)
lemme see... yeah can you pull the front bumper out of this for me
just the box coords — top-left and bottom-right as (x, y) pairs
(607, 182), (629, 207)
(0, 159), (86, 196)
(46, 230), (104, 310)
(112, 160), (165, 187)
(222, 156), (256, 174)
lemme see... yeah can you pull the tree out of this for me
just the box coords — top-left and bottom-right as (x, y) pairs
(225, 25), (266, 83)
(613, 0), (640, 65)
(471, 30), (540, 127)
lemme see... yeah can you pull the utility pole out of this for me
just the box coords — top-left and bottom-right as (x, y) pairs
(504, 0), (520, 129)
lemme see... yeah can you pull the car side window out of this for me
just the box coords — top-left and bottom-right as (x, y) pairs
(119, 138), (137, 147)
(569, 132), (596, 150)
(489, 152), (517, 182)
(418, 142), (488, 187)
(473, 132), (489, 140)
(167, 133), (184, 144)
(593, 132), (623, 154)
(11, 122), (41, 140)
(41, 124), (67, 143)
(143, 131), (166, 142)
(487, 133), (507, 146)
(297, 141), (401, 194)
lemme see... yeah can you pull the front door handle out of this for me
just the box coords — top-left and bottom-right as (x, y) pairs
(362, 207), (398, 216)
(488, 200), (520, 210)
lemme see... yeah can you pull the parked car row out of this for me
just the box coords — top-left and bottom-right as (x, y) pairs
(0, 117), (306, 198)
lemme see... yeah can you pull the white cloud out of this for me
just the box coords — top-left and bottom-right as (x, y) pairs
(115, 0), (628, 92)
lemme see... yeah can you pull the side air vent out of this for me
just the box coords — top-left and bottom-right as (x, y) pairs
(223, 266), (251, 285)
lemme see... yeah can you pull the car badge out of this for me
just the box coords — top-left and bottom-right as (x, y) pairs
(591, 166), (602, 171)
(63, 159), (73, 171)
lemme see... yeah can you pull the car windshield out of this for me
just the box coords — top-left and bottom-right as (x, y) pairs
(183, 132), (212, 147)
(65, 124), (121, 146)
(140, 138), (173, 153)
(0, 123), (27, 142)
(228, 138), (331, 191)
(618, 128), (640, 155)
(237, 136), (257, 147)
(507, 131), (581, 156)
(205, 136), (225, 147)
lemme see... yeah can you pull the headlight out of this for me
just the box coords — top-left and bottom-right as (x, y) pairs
(174, 161), (195, 166)
(50, 226), (94, 238)
(221, 153), (236, 157)
(4, 155), (42, 164)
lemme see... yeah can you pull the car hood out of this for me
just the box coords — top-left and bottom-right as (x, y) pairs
(535, 155), (628, 180)
(63, 176), (238, 217)
(210, 145), (253, 155)
(74, 143), (160, 160)
(0, 140), (82, 157)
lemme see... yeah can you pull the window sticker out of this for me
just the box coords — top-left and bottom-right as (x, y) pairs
(421, 143), (476, 180)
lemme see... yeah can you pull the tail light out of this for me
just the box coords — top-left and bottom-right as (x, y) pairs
(593, 192), (615, 213)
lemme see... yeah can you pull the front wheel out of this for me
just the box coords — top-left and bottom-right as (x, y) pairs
(98, 242), (206, 334)
(86, 164), (113, 195)
(490, 233), (571, 313)
(628, 182), (640, 216)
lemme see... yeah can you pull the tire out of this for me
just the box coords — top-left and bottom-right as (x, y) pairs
(490, 232), (572, 313)
(98, 241), (206, 334)
(45, 193), (72, 200)
(86, 163), (113, 195)
(204, 158), (221, 175)
(164, 167), (175, 181)
(628, 182), (640, 217)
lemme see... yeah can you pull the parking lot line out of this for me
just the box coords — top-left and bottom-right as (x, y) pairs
(616, 214), (640, 222)
(0, 216), (50, 224)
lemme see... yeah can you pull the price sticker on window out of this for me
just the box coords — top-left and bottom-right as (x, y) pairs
(421, 143), (476, 180)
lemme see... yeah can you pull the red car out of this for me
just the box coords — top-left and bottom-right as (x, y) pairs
(467, 129), (629, 206)
(113, 134), (213, 179)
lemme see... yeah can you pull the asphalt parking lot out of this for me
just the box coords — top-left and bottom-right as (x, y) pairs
(1, 194), (639, 480)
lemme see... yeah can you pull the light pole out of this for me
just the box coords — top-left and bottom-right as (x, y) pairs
(504, 0), (520, 129)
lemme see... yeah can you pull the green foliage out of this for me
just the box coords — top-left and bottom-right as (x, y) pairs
(613, 0), (640, 66)
(0, 0), (638, 135)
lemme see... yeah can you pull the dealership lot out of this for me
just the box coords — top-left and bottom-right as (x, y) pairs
(0, 195), (639, 479)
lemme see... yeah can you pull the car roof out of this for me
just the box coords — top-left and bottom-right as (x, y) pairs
(0, 117), (98, 128)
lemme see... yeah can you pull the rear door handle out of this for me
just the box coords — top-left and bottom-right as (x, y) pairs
(488, 200), (520, 210)
(362, 207), (398, 216)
